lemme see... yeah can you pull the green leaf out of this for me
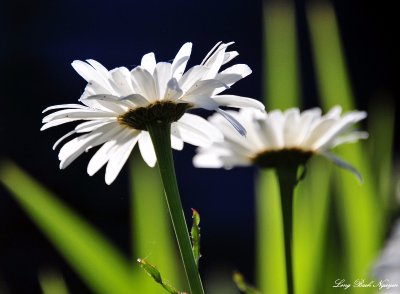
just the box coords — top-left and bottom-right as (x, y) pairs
(191, 208), (201, 267)
(39, 269), (70, 294)
(233, 271), (261, 294)
(137, 259), (186, 294)
(0, 160), (136, 294)
(130, 153), (184, 292)
(263, 1), (300, 109)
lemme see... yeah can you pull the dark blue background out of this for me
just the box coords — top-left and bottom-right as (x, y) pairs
(0, 0), (398, 292)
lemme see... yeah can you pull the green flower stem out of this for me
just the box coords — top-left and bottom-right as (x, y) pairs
(147, 122), (204, 294)
(275, 165), (298, 294)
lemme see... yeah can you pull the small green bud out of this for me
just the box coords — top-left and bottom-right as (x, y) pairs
(191, 208), (201, 267)
(233, 271), (261, 294)
(137, 258), (186, 294)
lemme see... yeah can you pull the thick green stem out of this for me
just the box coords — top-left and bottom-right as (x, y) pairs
(147, 122), (204, 294)
(276, 165), (298, 294)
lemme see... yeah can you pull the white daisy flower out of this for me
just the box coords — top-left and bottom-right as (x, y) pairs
(373, 219), (400, 293)
(193, 106), (368, 180)
(42, 42), (264, 184)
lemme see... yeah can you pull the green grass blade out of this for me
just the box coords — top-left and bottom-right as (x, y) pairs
(260, 1), (302, 292)
(306, 3), (354, 111)
(130, 154), (183, 292)
(307, 4), (384, 292)
(39, 269), (70, 294)
(0, 160), (136, 294)
(294, 158), (331, 294)
(256, 170), (286, 294)
(263, 0), (300, 109)
(367, 98), (395, 209)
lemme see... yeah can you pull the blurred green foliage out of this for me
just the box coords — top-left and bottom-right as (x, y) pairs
(258, 1), (395, 294)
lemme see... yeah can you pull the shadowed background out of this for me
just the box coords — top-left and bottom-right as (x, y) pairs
(0, 0), (398, 293)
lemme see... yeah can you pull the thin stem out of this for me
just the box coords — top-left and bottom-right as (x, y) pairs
(147, 122), (204, 294)
(276, 165), (298, 294)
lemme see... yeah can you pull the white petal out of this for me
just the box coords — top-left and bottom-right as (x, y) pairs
(325, 106), (342, 119)
(43, 109), (115, 123)
(258, 111), (284, 149)
(222, 51), (239, 65)
(215, 64), (252, 88)
(179, 113), (223, 142)
(172, 42), (192, 80)
(183, 79), (228, 109)
(83, 79), (115, 96)
(283, 108), (301, 147)
(110, 67), (134, 96)
(321, 152), (363, 182)
(71, 60), (108, 85)
(165, 78), (183, 101)
(302, 118), (338, 149)
(105, 130), (140, 185)
(178, 65), (209, 93)
(212, 95), (265, 110)
(58, 132), (103, 169)
(80, 94), (127, 113)
(171, 134), (184, 150)
(131, 67), (157, 101)
(311, 111), (367, 150)
(75, 120), (112, 133)
(41, 118), (81, 131)
(216, 108), (247, 136)
(120, 93), (150, 107)
(183, 95), (218, 110)
(201, 41), (222, 65)
(193, 153), (224, 168)
(87, 140), (117, 176)
(52, 130), (76, 150)
(138, 131), (157, 167)
(153, 62), (172, 100)
(141, 53), (157, 75)
(86, 59), (111, 79)
(42, 104), (88, 113)
(202, 42), (234, 79)
(330, 131), (369, 148)
(174, 114), (223, 148)
(84, 122), (125, 151)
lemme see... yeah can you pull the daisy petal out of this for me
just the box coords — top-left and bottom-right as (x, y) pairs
(41, 118), (81, 131)
(87, 140), (117, 176)
(172, 42), (192, 80)
(216, 108), (247, 136)
(222, 51), (239, 65)
(193, 152), (224, 168)
(321, 152), (363, 182)
(141, 53), (157, 75)
(110, 67), (134, 96)
(178, 65), (209, 92)
(121, 93), (150, 107)
(105, 130), (140, 185)
(71, 60), (107, 85)
(42, 104), (88, 113)
(215, 64), (252, 87)
(138, 131), (157, 167)
(86, 59), (111, 79)
(179, 113), (223, 142)
(131, 67), (157, 101)
(154, 62), (172, 100)
(212, 95), (265, 110)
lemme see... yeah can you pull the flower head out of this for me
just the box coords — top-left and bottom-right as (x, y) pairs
(42, 42), (264, 184)
(193, 106), (368, 180)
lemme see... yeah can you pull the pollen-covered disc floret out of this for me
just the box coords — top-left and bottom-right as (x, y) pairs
(42, 42), (264, 184)
(193, 107), (368, 180)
